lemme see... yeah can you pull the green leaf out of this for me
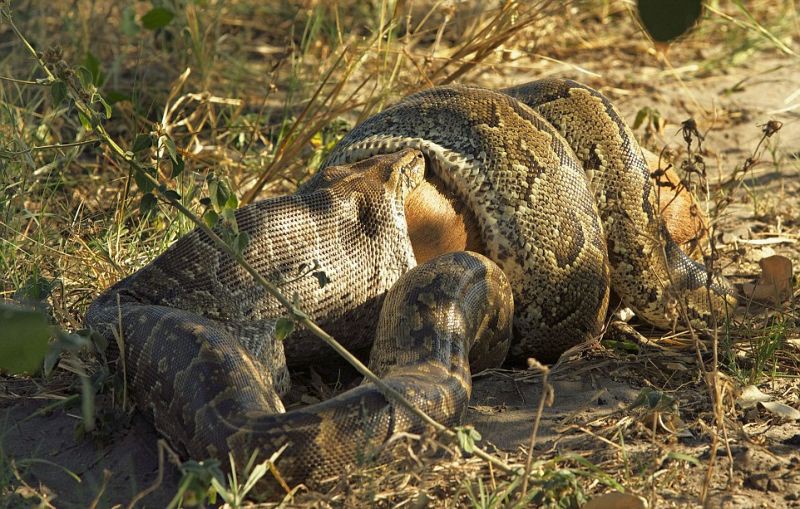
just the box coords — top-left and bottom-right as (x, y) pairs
(455, 426), (481, 453)
(76, 66), (94, 89)
(224, 190), (238, 210)
(132, 133), (153, 153)
(163, 190), (182, 202)
(141, 7), (175, 30)
(274, 318), (295, 342)
(139, 192), (158, 216)
(207, 179), (220, 210)
(163, 136), (178, 162)
(203, 209), (219, 229)
(240, 458), (269, 499)
(562, 453), (626, 492)
(51, 80), (67, 105)
(171, 153), (185, 178)
(14, 273), (57, 304)
(97, 94), (112, 119)
(233, 231), (250, 256)
(215, 185), (230, 212)
(84, 53), (100, 83)
(105, 90), (132, 104)
(0, 304), (52, 375)
(647, 389), (665, 408)
(133, 167), (156, 193)
(77, 111), (93, 131)
(636, 0), (703, 43)
(633, 107), (649, 130)
(667, 452), (701, 466)
(210, 476), (233, 505)
(83, 52), (105, 86)
(175, 458), (225, 507)
(628, 387), (677, 413)
(121, 5), (140, 36)
(221, 208), (238, 230)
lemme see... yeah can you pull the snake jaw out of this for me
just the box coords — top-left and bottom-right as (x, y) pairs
(380, 148), (427, 204)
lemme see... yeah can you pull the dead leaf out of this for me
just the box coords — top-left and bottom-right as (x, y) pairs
(761, 401), (800, 420)
(740, 255), (793, 304)
(584, 491), (648, 509)
(721, 225), (752, 244)
(737, 385), (772, 409)
(746, 246), (776, 263)
(736, 386), (799, 420)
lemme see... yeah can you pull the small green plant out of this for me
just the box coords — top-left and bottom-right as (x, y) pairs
(161, 446), (294, 508)
(209, 447), (288, 508)
(167, 458), (225, 508)
(464, 473), (537, 509)
(462, 462), (594, 509)
(632, 106), (666, 146)
(456, 425), (483, 453)
(0, 304), (51, 375)
(724, 315), (789, 385)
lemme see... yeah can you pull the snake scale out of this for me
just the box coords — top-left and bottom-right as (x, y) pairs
(87, 78), (736, 493)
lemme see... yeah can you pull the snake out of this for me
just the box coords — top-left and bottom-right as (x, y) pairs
(86, 78), (736, 494)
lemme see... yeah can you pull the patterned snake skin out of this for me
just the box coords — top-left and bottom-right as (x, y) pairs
(322, 78), (736, 360)
(87, 79), (736, 493)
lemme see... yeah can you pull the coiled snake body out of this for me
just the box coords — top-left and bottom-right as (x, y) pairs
(87, 79), (735, 492)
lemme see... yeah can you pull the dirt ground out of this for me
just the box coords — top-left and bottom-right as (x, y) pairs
(2, 9), (800, 509)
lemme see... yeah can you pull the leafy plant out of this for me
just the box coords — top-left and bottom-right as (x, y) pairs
(0, 304), (51, 375)
(207, 447), (289, 508)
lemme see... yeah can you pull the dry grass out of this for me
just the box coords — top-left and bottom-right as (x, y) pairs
(1, 0), (799, 507)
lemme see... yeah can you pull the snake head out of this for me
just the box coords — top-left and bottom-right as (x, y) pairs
(662, 240), (739, 328)
(375, 148), (427, 204)
(316, 148), (426, 202)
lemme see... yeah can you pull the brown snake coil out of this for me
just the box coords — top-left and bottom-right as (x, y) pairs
(322, 78), (736, 359)
(87, 79), (736, 493)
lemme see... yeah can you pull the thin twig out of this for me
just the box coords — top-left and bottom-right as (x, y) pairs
(521, 358), (551, 498)
(0, 75), (43, 85)
(0, 138), (101, 157)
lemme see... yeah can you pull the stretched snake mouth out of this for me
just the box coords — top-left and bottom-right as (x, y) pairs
(392, 148), (426, 200)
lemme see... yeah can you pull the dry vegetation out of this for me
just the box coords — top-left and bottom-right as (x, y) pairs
(1, 0), (799, 507)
